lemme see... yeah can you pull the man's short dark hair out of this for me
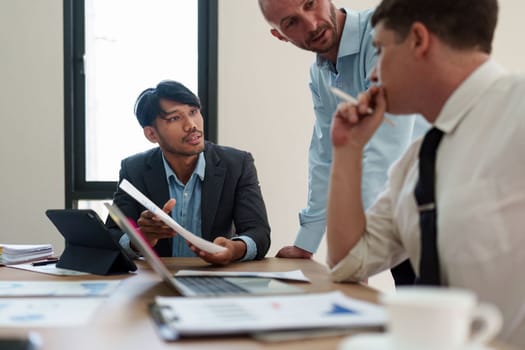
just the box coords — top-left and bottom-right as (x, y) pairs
(371, 0), (498, 54)
(134, 80), (201, 127)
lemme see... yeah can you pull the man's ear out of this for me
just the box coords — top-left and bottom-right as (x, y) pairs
(410, 22), (431, 58)
(143, 126), (159, 144)
(271, 28), (288, 42)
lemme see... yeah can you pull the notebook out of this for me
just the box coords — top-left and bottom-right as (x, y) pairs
(104, 203), (303, 297)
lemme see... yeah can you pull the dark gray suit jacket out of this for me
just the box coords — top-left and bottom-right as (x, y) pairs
(106, 142), (271, 259)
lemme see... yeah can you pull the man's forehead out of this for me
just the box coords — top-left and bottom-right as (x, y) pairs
(262, 0), (305, 10)
(159, 99), (193, 113)
(262, 0), (307, 22)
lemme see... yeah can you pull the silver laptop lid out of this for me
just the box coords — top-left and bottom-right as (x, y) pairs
(104, 203), (181, 293)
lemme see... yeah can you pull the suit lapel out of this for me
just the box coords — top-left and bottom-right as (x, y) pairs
(143, 149), (170, 207)
(142, 149), (172, 256)
(201, 144), (226, 240)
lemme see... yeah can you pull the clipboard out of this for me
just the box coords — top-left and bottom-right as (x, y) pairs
(45, 209), (137, 275)
(149, 303), (181, 341)
(147, 291), (386, 341)
(148, 301), (374, 342)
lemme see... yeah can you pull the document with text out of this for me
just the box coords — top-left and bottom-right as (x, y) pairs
(0, 298), (105, 327)
(151, 291), (386, 339)
(0, 280), (121, 297)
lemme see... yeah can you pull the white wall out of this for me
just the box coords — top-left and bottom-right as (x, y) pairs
(0, 0), (64, 251)
(1, 1), (524, 271)
(217, 1), (312, 259)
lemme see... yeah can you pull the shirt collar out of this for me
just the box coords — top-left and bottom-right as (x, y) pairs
(162, 151), (206, 184)
(315, 8), (361, 67)
(434, 59), (506, 134)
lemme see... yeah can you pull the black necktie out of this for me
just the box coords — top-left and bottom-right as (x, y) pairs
(415, 127), (444, 285)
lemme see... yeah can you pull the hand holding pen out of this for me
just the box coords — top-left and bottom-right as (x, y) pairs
(330, 87), (395, 126)
(331, 86), (389, 149)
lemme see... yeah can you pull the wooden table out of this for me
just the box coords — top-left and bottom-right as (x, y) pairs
(0, 258), (380, 350)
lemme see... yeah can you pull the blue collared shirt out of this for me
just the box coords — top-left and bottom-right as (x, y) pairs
(162, 153), (257, 260)
(163, 152), (206, 257)
(294, 8), (429, 252)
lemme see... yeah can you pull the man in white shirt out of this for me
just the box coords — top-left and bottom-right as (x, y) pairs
(326, 0), (525, 346)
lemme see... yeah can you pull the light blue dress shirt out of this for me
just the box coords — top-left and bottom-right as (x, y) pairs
(120, 152), (257, 261)
(163, 153), (257, 260)
(164, 152), (206, 257)
(294, 8), (429, 252)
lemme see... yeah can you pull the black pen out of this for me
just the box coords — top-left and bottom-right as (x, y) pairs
(32, 258), (59, 266)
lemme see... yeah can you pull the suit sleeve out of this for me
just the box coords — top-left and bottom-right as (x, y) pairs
(233, 152), (271, 259)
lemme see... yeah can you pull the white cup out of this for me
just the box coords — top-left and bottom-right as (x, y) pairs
(380, 287), (502, 350)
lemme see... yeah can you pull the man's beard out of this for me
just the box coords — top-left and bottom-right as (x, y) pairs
(305, 4), (338, 54)
(160, 130), (205, 157)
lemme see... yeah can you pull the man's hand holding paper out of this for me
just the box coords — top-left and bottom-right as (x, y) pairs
(137, 198), (177, 248)
(188, 236), (247, 265)
(119, 179), (227, 255)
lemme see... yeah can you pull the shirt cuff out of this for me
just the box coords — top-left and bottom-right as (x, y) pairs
(330, 238), (368, 282)
(232, 236), (257, 262)
(294, 222), (326, 253)
(119, 234), (141, 259)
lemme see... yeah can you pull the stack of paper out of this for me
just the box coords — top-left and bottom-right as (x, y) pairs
(0, 244), (54, 264)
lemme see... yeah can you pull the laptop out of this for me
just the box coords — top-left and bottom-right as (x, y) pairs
(104, 203), (303, 297)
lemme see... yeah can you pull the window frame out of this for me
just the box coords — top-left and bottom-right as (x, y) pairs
(63, 0), (218, 207)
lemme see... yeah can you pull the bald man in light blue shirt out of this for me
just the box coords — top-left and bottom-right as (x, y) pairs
(258, 0), (428, 284)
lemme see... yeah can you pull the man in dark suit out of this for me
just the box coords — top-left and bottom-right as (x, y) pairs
(106, 80), (270, 265)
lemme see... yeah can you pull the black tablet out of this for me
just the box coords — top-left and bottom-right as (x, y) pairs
(45, 209), (137, 275)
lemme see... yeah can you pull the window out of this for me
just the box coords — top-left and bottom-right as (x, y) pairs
(63, 0), (217, 212)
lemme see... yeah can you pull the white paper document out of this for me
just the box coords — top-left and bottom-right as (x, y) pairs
(175, 269), (310, 282)
(7, 263), (90, 276)
(153, 291), (386, 336)
(0, 298), (105, 327)
(119, 179), (226, 254)
(0, 280), (121, 297)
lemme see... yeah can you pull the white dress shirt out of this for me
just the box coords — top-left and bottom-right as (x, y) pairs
(331, 59), (525, 346)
